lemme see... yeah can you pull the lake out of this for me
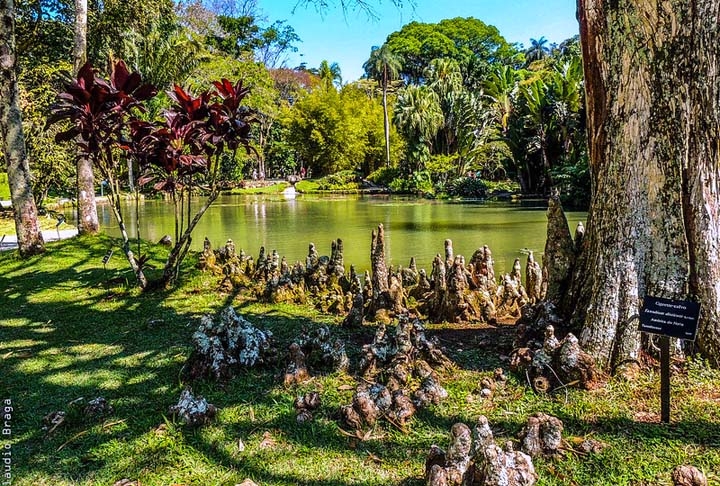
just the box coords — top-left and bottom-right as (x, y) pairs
(81, 194), (586, 276)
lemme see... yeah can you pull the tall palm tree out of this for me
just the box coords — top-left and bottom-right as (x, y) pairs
(363, 44), (402, 167)
(1, 0), (44, 255)
(312, 60), (342, 90)
(525, 36), (550, 64)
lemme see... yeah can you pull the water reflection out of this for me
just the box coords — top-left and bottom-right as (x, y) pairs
(73, 195), (586, 275)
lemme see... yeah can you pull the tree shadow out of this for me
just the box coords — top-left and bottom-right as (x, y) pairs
(3, 237), (716, 485)
(0, 238), (213, 483)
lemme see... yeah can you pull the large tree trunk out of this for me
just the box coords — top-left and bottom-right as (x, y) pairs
(570, 0), (720, 369)
(1, 0), (44, 256)
(73, 0), (98, 235)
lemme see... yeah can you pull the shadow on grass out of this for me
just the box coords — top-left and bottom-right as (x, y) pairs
(0, 237), (209, 482)
(1, 236), (717, 485)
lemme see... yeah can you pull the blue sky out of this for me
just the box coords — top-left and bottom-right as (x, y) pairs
(257, 0), (579, 81)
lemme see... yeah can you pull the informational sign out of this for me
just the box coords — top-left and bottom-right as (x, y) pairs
(639, 296), (701, 424)
(639, 296), (700, 341)
(102, 249), (113, 265)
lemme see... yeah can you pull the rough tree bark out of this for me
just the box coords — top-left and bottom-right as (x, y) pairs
(73, 0), (98, 235)
(0, 0), (44, 256)
(570, 0), (720, 369)
(73, 0), (87, 73)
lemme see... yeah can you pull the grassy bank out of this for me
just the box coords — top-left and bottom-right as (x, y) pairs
(1, 236), (719, 485)
(0, 173), (9, 199)
(0, 213), (74, 235)
(227, 182), (290, 195)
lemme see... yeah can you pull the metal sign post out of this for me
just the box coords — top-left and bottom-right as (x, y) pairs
(639, 296), (700, 424)
(102, 249), (113, 281)
(660, 335), (671, 423)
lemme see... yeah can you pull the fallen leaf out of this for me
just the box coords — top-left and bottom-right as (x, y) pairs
(259, 431), (275, 449)
(365, 452), (382, 464)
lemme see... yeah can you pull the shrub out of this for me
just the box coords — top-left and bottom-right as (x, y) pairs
(445, 176), (488, 198)
(387, 170), (434, 196)
(485, 179), (521, 195)
(367, 166), (400, 187)
(316, 170), (361, 190)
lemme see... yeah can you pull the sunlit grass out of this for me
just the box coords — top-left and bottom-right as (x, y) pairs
(1, 235), (719, 485)
(0, 212), (73, 235)
(228, 182), (290, 195)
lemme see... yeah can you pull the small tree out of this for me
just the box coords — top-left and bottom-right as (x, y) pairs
(131, 80), (256, 287)
(49, 61), (157, 287)
(50, 61), (257, 289)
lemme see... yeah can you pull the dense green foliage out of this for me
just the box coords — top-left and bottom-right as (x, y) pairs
(386, 34), (587, 202)
(9, 2), (589, 217)
(383, 17), (519, 84)
(282, 83), (402, 176)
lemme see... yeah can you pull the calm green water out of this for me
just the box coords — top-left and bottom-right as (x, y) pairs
(84, 194), (586, 275)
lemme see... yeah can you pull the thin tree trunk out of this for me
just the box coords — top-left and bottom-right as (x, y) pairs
(0, 0), (44, 256)
(73, 0), (98, 235)
(568, 0), (720, 370)
(127, 157), (135, 193)
(73, 0), (87, 73)
(382, 68), (391, 167)
(160, 189), (219, 287)
(105, 170), (148, 288)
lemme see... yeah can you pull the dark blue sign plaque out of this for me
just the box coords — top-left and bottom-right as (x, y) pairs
(639, 296), (700, 341)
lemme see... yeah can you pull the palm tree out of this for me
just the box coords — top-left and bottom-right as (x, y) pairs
(363, 44), (402, 167)
(425, 58), (463, 155)
(522, 77), (553, 191)
(312, 60), (342, 90)
(548, 56), (584, 166)
(525, 36), (550, 64)
(452, 92), (494, 178)
(393, 85), (443, 168)
(123, 26), (207, 91)
(484, 65), (519, 134)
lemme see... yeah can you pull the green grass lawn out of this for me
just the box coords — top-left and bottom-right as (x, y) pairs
(227, 182), (290, 195)
(0, 173), (10, 199)
(1, 236), (719, 485)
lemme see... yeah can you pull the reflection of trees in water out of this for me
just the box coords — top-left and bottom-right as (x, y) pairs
(77, 196), (585, 275)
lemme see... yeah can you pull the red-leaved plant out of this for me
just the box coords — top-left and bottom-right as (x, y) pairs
(49, 60), (157, 288)
(50, 61), (257, 289)
(128, 81), (256, 287)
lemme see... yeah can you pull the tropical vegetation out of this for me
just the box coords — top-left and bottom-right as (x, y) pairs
(2, 0), (720, 485)
(4, 4), (587, 211)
